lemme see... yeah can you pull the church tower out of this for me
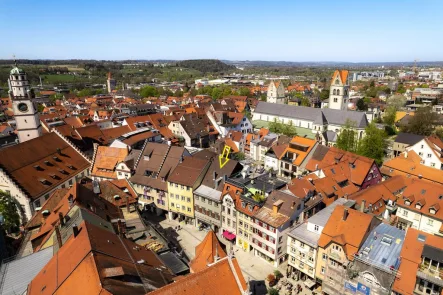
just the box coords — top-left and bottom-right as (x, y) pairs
(8, 61), (42, 143)
(327, 70), (349, 110)
(266, 80), (285, 104)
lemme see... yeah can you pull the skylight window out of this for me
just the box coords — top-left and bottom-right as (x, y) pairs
(381, 237), (392, 246)
(362, 247), (371, 255)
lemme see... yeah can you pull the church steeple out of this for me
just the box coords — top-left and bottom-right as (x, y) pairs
(9, 60), (42, 143)
(327, 69), (350, 110)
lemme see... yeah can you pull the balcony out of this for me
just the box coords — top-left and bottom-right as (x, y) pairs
(417, 263), (443, 288)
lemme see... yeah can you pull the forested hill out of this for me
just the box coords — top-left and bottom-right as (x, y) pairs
(177, 59), (235, 73)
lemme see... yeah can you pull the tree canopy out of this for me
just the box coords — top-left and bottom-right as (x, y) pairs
(357, 122), (387, 165)
(177, 59), (235, 74)
(356, 98), (368, 111)
(269, 119), (297, 137)
(336, 120), (358, 152)
(0, 191), (21, 232)
(400, 107), (439, 136)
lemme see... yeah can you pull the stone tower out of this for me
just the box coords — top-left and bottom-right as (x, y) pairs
(8, 61), (42, 143)
(328, 70), (349, 110)
(267, 80), (285, 104)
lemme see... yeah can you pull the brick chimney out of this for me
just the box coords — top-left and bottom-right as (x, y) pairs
(58, 212), (65, 226)
(55, 226), (63, 248)
(343, 208), (349, 221)
(273, 200), (283, 214)
(360, 200), (366, 212)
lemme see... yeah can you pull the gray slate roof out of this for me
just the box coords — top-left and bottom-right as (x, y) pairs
(254, 102), (368, 128)
(0, 246), (53, 295)
(394, 132), (425, 145)
(357, 223), (405, 270)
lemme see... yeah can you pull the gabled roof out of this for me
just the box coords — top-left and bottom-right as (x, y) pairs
(331, 69), (349, 85)
(189, 231), (227, 273)
(150, 257), (247, 295)
(91, 146), (128, 179)
(0, 132), (90, 199)
(27, 221), (175, 295)
(168, 157), (209, 187)
(394, 132), (425, 145)
(318, 206), (376, 261)
(381, 150), (443, 184)
(393, 228), (443, 295)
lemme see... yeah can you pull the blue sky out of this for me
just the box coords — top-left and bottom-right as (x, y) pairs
(0, 0), (442, 62)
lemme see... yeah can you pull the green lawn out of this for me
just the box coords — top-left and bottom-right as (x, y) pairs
(252, 120), (316, 139)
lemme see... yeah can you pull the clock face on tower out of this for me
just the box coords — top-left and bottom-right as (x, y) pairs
(18, 103), (29, 113)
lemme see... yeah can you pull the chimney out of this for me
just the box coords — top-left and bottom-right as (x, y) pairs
(55, 226), (63, 248)
(117, 220), (124, 237)
(58, 212), (65, 226)
(73, 225), (79, 237)
(343, 208), (349, 221)
(403, 151), (408, 158)
(361, 200), (366, 212)
(273, 200), (283, 214)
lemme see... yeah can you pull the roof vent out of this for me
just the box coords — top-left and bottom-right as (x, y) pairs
(137, 259), (145, 264)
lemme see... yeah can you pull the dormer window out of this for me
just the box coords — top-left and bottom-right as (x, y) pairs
(44, 161), (53, 166)
(58, 169), (69, 175)
(39, 178), (51, 186)
(405, 200), (411, 206)
(241, 202), (246, 208)
(430, 209), (436, 215)
(34, 165), (44, 171)
(67, 164), (76, 170)
(53, 156), (61, 162)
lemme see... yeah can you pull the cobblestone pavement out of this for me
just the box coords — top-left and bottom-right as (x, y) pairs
(146, 213), (319, 295)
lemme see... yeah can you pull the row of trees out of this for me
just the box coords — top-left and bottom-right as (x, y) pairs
(268, 119), (298, 137)
(336, 120), (387, 165)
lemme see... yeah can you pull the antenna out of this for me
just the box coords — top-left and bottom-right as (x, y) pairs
(12, 54), (17, 67)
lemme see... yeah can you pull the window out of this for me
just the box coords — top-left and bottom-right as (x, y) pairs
(330, 259), (337, 267)
(421, 145), (424, 149)
(427, 153), (432, 158)
(176, 204), (180, 209)
(187, 207), (191, 212)
(427, 219), (434, 226)
(208, 200), (212, 205)
(314, 225), (319, 231)
(181, 185), (184, 190)
(381, 236), (392, 246)
(431, 163), (436, 167)
(202, 197), (206, 203)
(195, 196), (199, 201)
(181, 205), (185, 210)
(402, 210), (408, 217)
(321, 267), (325, 274)
(322, 253), (327, 261)
(181, 196), (185, 201)
(187, 197), (191, 203)
(186, 186), (190, 191)
(333, 98), (338, 103)
(300, 242), (305, 248)
(175, 194), (179, 200)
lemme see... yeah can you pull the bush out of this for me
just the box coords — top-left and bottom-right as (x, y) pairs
(268, 287), (280, 295)
(266, 274), (277, 287)
(273, 270), (283, 279)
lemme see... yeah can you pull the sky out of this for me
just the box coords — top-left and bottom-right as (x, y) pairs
(0, 0), (442, 62)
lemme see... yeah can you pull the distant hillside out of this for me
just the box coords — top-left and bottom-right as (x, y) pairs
(177, 59), (235, 74)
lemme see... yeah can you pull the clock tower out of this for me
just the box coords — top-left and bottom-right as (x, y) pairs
(8, 61), (42, 143)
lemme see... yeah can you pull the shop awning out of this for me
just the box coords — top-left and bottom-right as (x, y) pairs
(223, 230), (236, 240)
(304, 278), (316, 289)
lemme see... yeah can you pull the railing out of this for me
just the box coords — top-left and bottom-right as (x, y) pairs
(328, 248), (345, 263)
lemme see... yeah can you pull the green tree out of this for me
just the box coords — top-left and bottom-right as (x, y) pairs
(300, 97), (311, 107)
(0, 191), (21, 232)
(401, 106), (439, 136)
(387, 94), (406, 109)
(383, 106), (397, 127)
(237, 87), (251, 97)
(435, 127), (443, 141)
(212, 87), (222, 99)
(320, 89), (330, 100)
(369, 80), (375, 87)
(139, 86), (159, 97)
(232, 152), (245, 161)
(356, 98), (367, 111)
(260, 94), (267, 101)
(269, 118), (284, 134)
(77, 88), (93, 97)
(336, 120), (358, 152)
(397, 84), (406, 94)
(37, 104), (45, 113)
(268, 287), (279, 295)
(357, 122), (387, 165)
(283, 120), (297, 137)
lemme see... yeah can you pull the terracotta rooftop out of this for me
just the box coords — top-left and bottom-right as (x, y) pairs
(318, 205), (377, 261)
(381, 150), (443, 184)
(168, 157), (209, 187)
(189, 231), (227, 273)
(150, 257), (247, 295)
(91, 146), (129, 179)
(27, 220), (174, 295)
(0, 132), (90, 199)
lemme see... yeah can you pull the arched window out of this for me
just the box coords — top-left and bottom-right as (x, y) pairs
(337, 89), (340, 95)
(344, 89), (348, 96)
(333, 89), (336, 95)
